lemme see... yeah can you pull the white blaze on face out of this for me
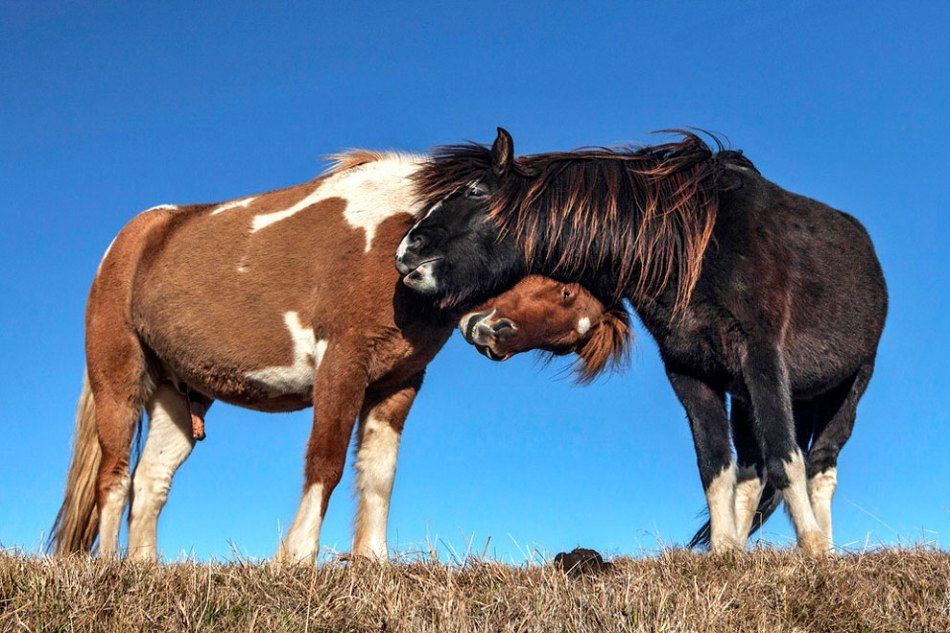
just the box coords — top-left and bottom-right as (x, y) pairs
(251, 156), (424, 252)
(396, 199), (445, 259)
(211, 197), (256, 215)
(246, 312), (327, 396)
(577, 316), (592, 336)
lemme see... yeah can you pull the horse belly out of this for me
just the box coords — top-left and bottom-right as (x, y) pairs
(144, 306), (326, 412)
(132, 217), (335, 411)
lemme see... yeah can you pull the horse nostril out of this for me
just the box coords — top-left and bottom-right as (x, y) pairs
(460, 309), (495, 343)
(409, 233), (426, 251)
(473, 322), (495, 344)
(491, 318), (516, 340)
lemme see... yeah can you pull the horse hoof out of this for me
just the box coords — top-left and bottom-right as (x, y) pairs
(710, 536), (743, 555)
(799, 531), (832, 557)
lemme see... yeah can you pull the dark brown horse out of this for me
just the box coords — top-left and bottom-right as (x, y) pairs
(48, 149), (594, 564)
(396, 128), (888, 556)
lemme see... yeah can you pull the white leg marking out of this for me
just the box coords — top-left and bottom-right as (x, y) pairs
(278, 483), (325, 564)
(210, 196), (256, 216)
(733, 475), (765, 547)
(252, 158), (423, 252)
(781, 450), (830, 555)
(97, 475), (131, 560)
(246, 312), (327, 397)
(127, 384), (195, 562)
(808, 466), (837, 544)
(706, 462), (740, 553)
(353, 412), (402, 559)
(576, 316), (592, 336)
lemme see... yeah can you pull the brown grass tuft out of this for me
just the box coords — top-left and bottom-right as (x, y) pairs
(1, 548), (947, 632)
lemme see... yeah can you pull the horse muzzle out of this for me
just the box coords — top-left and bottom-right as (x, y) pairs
(459, 309), (517, 361)
(400, 257), (441, 293)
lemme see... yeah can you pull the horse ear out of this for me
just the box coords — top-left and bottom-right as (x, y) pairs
(491, 127), (514, 177)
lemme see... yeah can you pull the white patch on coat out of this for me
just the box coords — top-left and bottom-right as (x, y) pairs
(808, 466), (837, 543)
(143, 204), (178, 212)
(577, 317), (592, 336)
(353, 412), (402, 559)
(246, 312), (326, 397)
(128, 384), (195, 562)
(705, 462), (739, 553)
(279, 483), (325, 564)
(211, 197), (256, 215)
(781, 450), (830, 554)
(251, 156), (423, 252)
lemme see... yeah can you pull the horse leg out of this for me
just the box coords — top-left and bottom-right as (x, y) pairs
(665, 367), (739, 553)
(277, 343), (369, 564)
(86, 326), (153, 559)
(806, 362), (874, 547)
(742, 342), (826, 556)
(730, 397), (764, 548)
(352, 372), (424, 559)
(127, 383), (196, 561)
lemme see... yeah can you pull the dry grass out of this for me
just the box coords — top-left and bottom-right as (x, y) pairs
(1, 548), (947, 632)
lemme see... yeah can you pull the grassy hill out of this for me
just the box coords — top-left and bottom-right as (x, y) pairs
(1, 548), (946, 632)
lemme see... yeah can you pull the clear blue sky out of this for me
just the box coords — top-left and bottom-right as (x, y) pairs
(1, 1), (947, 561)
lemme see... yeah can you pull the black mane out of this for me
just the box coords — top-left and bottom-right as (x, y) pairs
(416, 131), (758, 311)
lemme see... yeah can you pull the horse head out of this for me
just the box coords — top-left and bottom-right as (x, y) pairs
(459, 275), (631, 381)
(395, 128), (523, 309)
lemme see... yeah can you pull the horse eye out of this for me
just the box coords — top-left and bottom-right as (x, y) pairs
(466, 184), (487, 199)
(562, 288), (572, 301)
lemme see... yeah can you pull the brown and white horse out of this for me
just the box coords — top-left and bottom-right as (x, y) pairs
(50, 150), (541, 563)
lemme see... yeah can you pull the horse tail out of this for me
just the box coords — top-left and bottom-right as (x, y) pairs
(687, 482), (783, 549)
(48, 370), (102, 554)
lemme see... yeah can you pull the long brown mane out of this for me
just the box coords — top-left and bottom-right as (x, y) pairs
(416, 132), (758, 313)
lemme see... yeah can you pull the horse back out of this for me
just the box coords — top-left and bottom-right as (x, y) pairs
(93, 169), (448, 412)
(711, 168), (887, 392)
(650, 166), (887, 396)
